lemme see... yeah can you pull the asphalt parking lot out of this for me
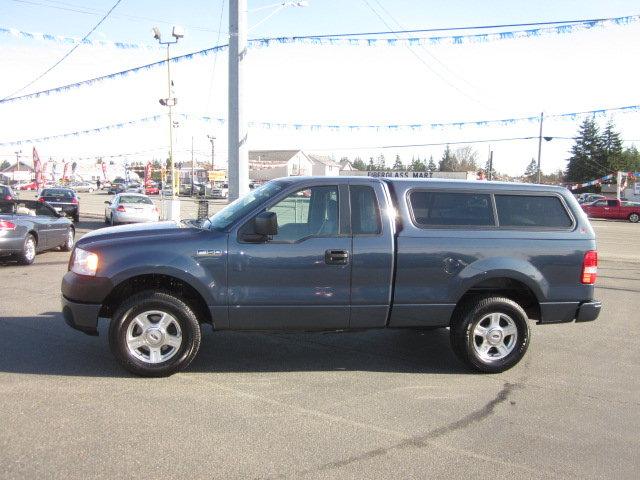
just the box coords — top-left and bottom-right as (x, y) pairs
(0, 204), (638, 479)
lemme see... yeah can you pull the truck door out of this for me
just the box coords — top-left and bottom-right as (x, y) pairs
(227, 182), (351, 330)
(348, 180), (395, 328)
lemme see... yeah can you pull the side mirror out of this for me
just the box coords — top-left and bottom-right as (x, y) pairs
(104, 201), (111, 205)
(255, 211), (278, 237)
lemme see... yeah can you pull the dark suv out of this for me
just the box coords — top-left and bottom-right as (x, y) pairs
(62, 177), (600, 376)
(38, 187), (80, 223)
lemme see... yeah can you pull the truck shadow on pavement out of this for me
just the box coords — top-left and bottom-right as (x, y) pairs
(0, 313), (470, 377)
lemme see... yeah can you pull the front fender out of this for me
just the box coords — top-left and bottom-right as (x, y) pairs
(452, 256), (549, 303)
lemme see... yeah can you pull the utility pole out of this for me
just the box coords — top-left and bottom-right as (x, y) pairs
(207, 135), (215, 173)
(488, 150), (494, 181)
(191, 135), (195, 196)
(536, 111), (544, 184)
(228, 0), (249, 201)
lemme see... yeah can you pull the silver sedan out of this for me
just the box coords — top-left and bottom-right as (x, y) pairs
(104, 193), (160, 226)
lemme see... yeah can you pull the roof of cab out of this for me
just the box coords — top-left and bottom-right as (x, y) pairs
(278, 176), (569, 193)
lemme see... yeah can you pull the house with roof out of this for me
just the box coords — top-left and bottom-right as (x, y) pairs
(307, 154), (341, 176)
(0, 161), (33, 182)
(249, 150), (344, 181)
(249, 150), (313, 181)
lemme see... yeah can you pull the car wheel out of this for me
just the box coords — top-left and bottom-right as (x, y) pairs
(89, 188), (94, 193)
(108, 291), (202, 377)
(110, 214), (116, 226)
(104, 215), (110, 224)
(61, 227), (75, 251)
(18, 234), (37, 265)
(629, 213), (640, 223)
(450, 296), (530, 373)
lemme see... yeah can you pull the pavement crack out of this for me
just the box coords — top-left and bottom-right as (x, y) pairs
(283, 382), (519, 478)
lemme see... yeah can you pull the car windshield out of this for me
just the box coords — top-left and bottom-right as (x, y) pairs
(203, 180), (287, 231)
(119, 195), (153, 205)
(42, 189), (74, 199)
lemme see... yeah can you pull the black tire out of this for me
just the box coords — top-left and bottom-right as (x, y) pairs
(104, 215), (110, 224)
(60, 227), (75, 251)
(110, 214), (115, 226)
(17, 233), (37, 265)
(450, 296), (530, 373)
(629, 213), (640, 223)
(73, 213), (80, 223)
(109, 291), (202, 377)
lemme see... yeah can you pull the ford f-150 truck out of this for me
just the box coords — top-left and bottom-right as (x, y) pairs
(61, 177), (601, 376)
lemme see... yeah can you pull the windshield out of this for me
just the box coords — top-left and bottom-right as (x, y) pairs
(42, 189), (74, 199)
(119, 195), (152, 205)
(203, 180), (287, 231)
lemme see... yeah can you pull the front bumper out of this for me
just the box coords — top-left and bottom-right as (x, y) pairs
(62, 296), (101, 335)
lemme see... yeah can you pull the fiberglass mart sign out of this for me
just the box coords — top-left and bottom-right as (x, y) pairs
(368, 171), (435, 178)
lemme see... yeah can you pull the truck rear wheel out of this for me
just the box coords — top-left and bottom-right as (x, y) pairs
(450, 296), (530, 373)
(629, 213), (639, 223)
(109, 291), (202, 377)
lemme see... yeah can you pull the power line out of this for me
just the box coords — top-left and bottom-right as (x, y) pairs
(360, 0), (495, 112)
(268, 14), (640, 39)
(11, 0), (225, 34)
(2, 0), (125, 100)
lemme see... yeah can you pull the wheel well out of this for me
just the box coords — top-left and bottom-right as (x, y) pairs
(28, 230), (38, 244)
(99, 274), (212, 325)
(454, 277), (541, 322)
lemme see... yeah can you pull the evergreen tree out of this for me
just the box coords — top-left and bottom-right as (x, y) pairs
(376, 154), (386, 170)
(523, 158), (538, 182)
(439, 145), (459, 172)
(409, 157), (426, 171)
(393, 154), (404, 170)
(483, 158), (496, 180)
(565, 118), (605, 182)
(427, 155), (437, 171)
(601, 120), (624, 172)
(0, 160), (10, 170)
(352, 157), (367, 170)
(367, 157), (376, 170)
(454, 146), (478, 171)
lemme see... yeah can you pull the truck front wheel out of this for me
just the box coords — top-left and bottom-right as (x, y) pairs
(109, 291), (202, 377)
(450, 296), (530, 373)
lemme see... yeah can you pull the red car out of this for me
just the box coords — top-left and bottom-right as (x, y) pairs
(18, 181), (38, 191)
(145, 184), (159, 195)
(582, 199), (640, 223)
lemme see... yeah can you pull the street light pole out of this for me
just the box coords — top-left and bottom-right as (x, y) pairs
(536, 111), (544, 184)
(228, 0), (249, 202)
(207, 135), (215, 172)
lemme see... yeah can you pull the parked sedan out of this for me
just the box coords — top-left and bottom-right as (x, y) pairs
(37, 187), (80, 222)
(69, 181), (96, 193)
(104, 193), (160, 225)
(0, 200), (74, 265)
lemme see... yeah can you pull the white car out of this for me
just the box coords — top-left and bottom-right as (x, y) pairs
(104, 193), (160, 226)
(69, 181), (96, 193)
(211, 183), (229, 199)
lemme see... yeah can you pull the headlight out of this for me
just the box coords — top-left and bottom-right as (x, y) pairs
(71, 248), (99, 276)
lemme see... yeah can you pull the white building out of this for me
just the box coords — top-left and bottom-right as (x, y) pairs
(249, 150), (314, 181)
(307, 154), (341, 176)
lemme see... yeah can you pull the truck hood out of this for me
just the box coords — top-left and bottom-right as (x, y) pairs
(76, 220), (193, 246)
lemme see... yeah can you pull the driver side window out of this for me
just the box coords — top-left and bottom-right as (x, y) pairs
(267, 186), (339, 242)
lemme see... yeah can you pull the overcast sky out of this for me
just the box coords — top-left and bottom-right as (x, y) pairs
(1, 0), (640, 176)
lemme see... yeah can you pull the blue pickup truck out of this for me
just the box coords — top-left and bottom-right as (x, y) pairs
(61, 177), (600, 376)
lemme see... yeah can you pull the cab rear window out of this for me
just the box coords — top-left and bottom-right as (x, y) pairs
(495, 195), (572, 228)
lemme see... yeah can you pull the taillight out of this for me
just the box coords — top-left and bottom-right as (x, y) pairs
(3, 195), (11, 200)
(581, 250), (598, 284)
(71, 197), (79, 205)
(38, 197), (45, 203)
(0, 220), (16, 230)
(116, 205), (126, 212)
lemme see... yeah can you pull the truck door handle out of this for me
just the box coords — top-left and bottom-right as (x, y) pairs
(325, 249), (349, 265)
